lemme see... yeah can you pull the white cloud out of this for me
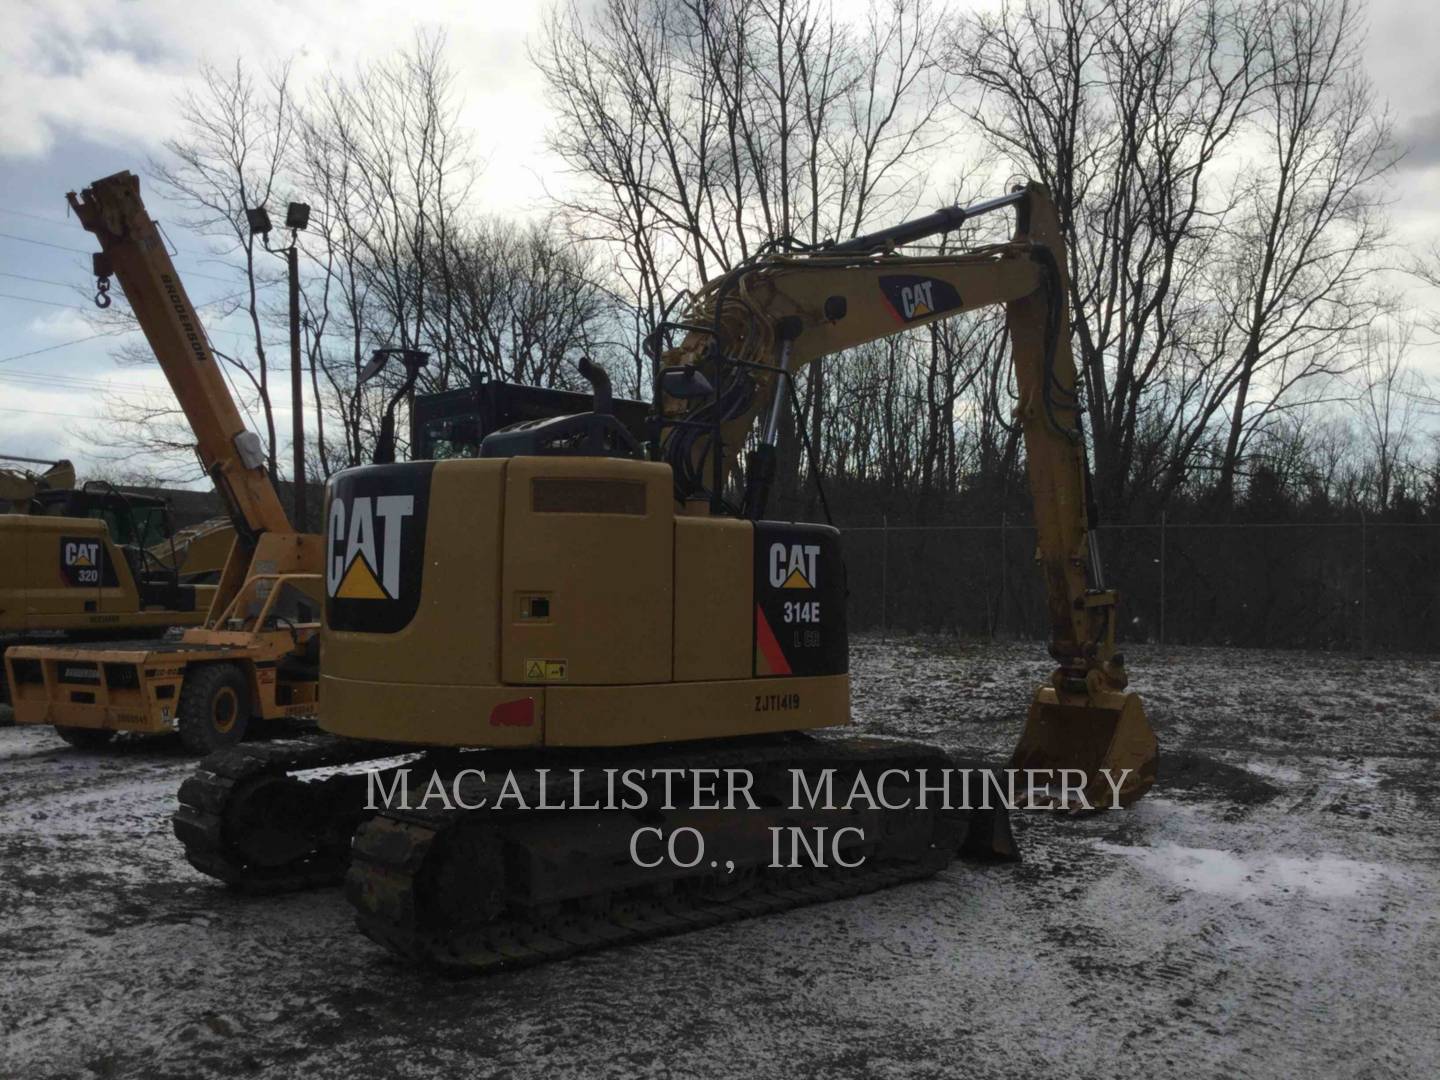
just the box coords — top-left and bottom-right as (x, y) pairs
(24, 308), (99, 341)
(4, 0), (1439, 467)
(0, 0), (560, 214)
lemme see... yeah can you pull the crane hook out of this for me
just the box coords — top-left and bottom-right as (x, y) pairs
(90, 253), (114, 309)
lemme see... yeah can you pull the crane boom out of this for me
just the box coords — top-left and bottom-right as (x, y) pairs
(66, 172), (291, 540)
(7, 172), (319, 756)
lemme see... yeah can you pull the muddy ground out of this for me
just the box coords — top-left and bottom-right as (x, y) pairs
(2, 639), (1438, 1079)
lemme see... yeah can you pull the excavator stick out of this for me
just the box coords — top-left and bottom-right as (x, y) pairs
(1011, 687), (1156, 809)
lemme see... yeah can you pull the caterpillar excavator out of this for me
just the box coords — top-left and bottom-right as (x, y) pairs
(1, 453), (232, 710)
(0, 455), (76, 507)
(173, 181), (1157, 971)
(5, 172), (321, 751)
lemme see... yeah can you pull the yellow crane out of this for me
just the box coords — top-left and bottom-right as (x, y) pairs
(175, 183), (1157, 969)
(5, 172), (321, 751)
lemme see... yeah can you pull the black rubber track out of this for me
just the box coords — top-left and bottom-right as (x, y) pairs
(346, 736), (1017, 973)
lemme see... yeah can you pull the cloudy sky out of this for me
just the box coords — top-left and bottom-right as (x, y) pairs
(2, 0), (1438, 482)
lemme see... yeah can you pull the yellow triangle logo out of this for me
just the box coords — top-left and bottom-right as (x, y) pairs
(73, 551), (93, 567)
(781, 568), (812, 589)
(336, 554), (388, 599)
(912, 302), (931, 317)
(526, 660), (545, 679)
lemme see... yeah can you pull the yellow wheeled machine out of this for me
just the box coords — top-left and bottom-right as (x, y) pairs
(1, 476), (232, 716)
(174, 183), (1156, 969)
(4, 172), (320, 752)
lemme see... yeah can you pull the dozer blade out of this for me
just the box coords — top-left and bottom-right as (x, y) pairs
(1011, 687), (1157, 808)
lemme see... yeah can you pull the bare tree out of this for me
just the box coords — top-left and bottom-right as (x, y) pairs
(296, 32), (476, 468)
(1355, 318), (1422, 509)
(537, 0), (954, 505)
(952, 0), (1392, 515)
(1204, 0), (1397, 506)
(536, 0), (951, 357)
(80, 61), (297, 482)
(442, 217), (630, 391)
(956, 0), (1270, 513)
(148, 60), (298, 478)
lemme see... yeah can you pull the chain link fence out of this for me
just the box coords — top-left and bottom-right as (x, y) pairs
(841, 520), (1440, 653)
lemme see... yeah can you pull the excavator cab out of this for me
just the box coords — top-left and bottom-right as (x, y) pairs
(27, 485), (199, 611)
(479, 357), (644, 460)
(410, 377), (650, 460)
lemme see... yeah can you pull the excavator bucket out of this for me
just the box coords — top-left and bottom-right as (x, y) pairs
(1011, 687), (1157, 808)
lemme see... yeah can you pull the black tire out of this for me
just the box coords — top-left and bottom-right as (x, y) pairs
(56, 726), (117, 749)
(177, 663), (252, 754)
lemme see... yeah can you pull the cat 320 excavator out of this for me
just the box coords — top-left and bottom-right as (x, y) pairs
(175, 182), (1157, 971)
(0, 452), (232, 710)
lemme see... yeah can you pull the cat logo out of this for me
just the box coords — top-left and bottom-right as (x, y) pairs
(325, 463), (433, 634)
(327, 495), (415, 601)
(59, 536), (113, 587)
(769, 542), (820, 590)
(64, 541), (100, 568)
(879, 274), (963, 324)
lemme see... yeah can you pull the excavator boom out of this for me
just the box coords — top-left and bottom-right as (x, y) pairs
(657, 183), (1156, 805)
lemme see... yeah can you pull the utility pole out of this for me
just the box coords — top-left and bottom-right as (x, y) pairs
(287, 242), (305, 530)
(246, 200), (311, 530)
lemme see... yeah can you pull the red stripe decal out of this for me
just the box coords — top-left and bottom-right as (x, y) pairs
(755, 605), (792, 676)
(490, 698), (536, 727)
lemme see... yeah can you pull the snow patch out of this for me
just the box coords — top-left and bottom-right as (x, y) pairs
(289, 751), (425, 782)
(1092, 840), (1398, 900)
(1327, 759), (1384, 788)
(1241, 761), (1302, 784)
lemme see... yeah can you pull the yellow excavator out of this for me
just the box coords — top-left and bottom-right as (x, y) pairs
(5, 172), (321, 751)
(1, 453), (232, 712)
(0, 455), (76, 507)
(173, 182), (1157, 968)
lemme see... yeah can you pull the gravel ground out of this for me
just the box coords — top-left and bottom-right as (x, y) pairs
(2, 639), (1438, 1080)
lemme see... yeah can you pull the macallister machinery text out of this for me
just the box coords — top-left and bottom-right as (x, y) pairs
(364, 763), (1137, 871)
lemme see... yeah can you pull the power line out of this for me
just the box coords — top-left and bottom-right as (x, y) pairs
(0, 229), (271, 286)
(0, 370), (165, 401)
(0, 291), (96, 312)
(0, 271), (85, 291)
(0, 207), (70, 227)
(1, 268), (263, 302)
(0, 230), (90, 254)
(0, 404), (101, 421)
(0, 283), (274, 321)
(0, 330), (135, 365)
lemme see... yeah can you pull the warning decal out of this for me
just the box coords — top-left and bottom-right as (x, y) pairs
(525, 659), (569, 682)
